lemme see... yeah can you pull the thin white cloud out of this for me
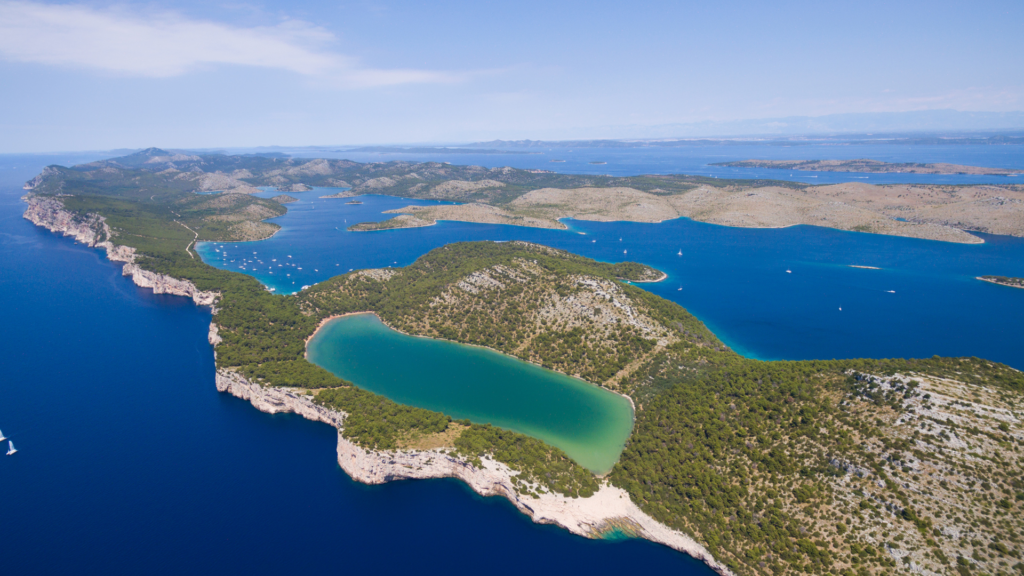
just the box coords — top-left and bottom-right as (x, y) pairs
(0, 0), (455, 87)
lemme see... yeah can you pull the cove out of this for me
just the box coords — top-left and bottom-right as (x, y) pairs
(306, 313), (634, 473)
(199, 191), (1024, 371)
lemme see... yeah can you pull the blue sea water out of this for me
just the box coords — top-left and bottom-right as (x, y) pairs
(276, 142), (1024, 186)
(200, 189), (1024, 370)
(2, 145), (1023, 574)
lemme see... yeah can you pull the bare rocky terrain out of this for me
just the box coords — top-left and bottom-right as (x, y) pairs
(373, 182), (1024, 243)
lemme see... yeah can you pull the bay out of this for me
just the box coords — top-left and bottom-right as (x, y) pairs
(199, 190), (1024, 371)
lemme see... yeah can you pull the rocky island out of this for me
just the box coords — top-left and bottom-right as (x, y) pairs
(977, 275), (1024, 289)
(712, 159), (1022, 176)
(21, 150), (1024, 576)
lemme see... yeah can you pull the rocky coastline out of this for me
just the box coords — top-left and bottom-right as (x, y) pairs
(214, 369), (728, 575)
(22, 195), (219, 307)
(23, 194), (730, 576)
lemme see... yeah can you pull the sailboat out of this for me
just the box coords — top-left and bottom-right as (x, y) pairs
(677, 249), (682, 256)
(6, 440), (16, 456)
(623, 249), (627, 254)
(0, 429), (5, 442)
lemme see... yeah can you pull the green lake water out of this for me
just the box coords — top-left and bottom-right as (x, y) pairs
(306, 313), (635, 473)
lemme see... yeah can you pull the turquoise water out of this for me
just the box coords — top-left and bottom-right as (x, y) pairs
(307, 313), (634, 473)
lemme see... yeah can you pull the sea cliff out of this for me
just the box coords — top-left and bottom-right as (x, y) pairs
(214, 369), (729, 574)
(23, 196), (218, 307)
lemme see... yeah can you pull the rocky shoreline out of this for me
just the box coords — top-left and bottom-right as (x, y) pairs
(215, 369), (728, 574)
(23, 196), (219, 307)
(22, 194), (730, 576)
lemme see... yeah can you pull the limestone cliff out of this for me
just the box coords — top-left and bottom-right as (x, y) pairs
(214, 368), (730, 575)
(22, 195), (219, 307)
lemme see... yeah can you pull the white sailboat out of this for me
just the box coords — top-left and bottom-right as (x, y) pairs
(6, 440), (16, 456)
(0, 429), (6, 442)
(677, 249), (682, 256)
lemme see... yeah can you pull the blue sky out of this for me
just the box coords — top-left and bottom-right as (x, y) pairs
(0, 0), (1021, 151)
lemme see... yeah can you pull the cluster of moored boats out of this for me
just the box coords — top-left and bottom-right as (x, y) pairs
(1, 429), (15, 456)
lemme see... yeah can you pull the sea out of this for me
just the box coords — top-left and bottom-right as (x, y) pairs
(2, 144), (1023, 574)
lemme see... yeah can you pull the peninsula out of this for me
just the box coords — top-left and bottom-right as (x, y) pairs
(21, 151), (1024, 576)
(712, 159), (1022, 176)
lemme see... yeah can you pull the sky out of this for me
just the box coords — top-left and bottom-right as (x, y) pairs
(0, 0), (1022, 152)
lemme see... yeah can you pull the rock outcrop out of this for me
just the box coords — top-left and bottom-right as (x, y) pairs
(23, 195), (219, 307)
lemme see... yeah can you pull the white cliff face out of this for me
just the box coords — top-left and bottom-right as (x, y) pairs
(214, 368), (729, 575)
(120, 263), (219, 306)
(25, 194), (728, 575)
(23, 196), (219, 308)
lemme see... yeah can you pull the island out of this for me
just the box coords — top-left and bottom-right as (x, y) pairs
(977, 275), (1024, 289)
(712, 159), (1022, 176)
(270, 194), (298, 204)
(21, 150), (1024, 576)
(348, 214), (434, 231)
(25, 148), (1024, 244)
